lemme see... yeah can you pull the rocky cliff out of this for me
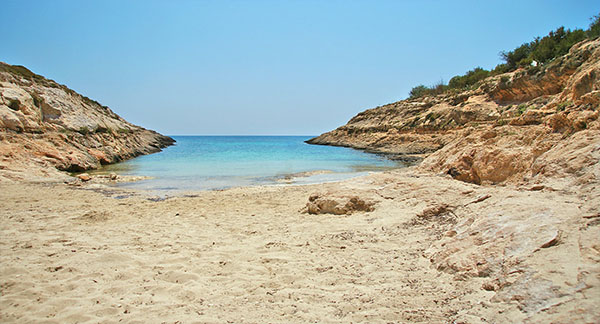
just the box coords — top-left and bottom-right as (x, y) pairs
(308, 39), (600, 187)
(307, 40), (600, 322)
(0, 63), (174, 180)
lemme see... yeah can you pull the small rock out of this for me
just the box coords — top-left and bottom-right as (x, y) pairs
(482, 281), (497, 291)
(582, 213), (600, 219)
(418, 204), (452, 219)
(315, 266), (333, 273)
(445, 230), (457, 237)
(529, 185), (545, 191)
(481, 130), (497, 140)
(109, 172), (118, 180)
(77, 173), (92, 181)
(540, 230), (562, 248)
(465, 194), (491, 206)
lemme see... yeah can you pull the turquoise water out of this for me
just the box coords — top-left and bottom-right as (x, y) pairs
(97, 136), (399, 191)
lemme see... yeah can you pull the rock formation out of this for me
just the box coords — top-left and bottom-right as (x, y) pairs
(307, 39), (600, 187)
(304, 192), (376, 215)
(307, 38), (600, 322)
(0, 63), (174, 180)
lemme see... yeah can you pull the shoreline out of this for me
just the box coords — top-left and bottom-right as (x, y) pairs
(1, 166), (598, 323)
(73, 134), (402, 193)
(305, 138), (426, 164)
(86, 164), (401, 195)
(86, 171), (381, 199)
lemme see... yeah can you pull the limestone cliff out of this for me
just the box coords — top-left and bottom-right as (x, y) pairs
(307, 40), (600, 322)
(0, 63), (175, 180)
(308, 39), (600, 187)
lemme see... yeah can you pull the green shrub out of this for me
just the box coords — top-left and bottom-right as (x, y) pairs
(448, 67), (490, 90)
(588, 13), (600, 38)
(78, 126), (90, 135)
(500, 26), (587, 70)
(501, 42), (533, 70)
(516, 104), (528, 116)
(518, 57), (533, 67)
(405, 13), (599, 100)
(491, 63), (510, 75)
(556, 101), (571, 111)
(409, 85), (431, 98)
(432, 80), (448, 94)
(527, 64), (542, 75)
(408, 80), (450, 99)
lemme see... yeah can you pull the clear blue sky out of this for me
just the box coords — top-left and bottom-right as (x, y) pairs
(2, 1), (598, 135)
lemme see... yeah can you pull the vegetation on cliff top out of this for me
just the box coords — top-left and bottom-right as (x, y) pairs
(409, 13), (600, 99)
(0, 62), (110, 110)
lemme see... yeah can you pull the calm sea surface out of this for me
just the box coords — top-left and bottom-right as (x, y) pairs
(95, 136), (400, 191)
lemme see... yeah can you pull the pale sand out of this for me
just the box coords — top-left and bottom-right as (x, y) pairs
(1, 168), (598, 323)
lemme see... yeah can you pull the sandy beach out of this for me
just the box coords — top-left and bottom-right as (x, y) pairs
(2, 3), (599, 323)
(1, 168), (598, 323)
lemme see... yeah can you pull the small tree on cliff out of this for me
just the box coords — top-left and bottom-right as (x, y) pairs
(588, 13), (600, 39)
(409, 85), (430, 99)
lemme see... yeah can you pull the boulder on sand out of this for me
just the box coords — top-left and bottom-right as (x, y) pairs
(305, 192), (376, 215)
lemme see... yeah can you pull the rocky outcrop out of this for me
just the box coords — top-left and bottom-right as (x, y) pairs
(307, 39), (600, 185)
(0, 63), (174, 179)
(304, 192), (376, 215)
(304, 39), (600, 322)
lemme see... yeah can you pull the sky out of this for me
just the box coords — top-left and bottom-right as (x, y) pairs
(2, 1), (598, 135)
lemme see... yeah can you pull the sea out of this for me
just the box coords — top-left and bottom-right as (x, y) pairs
(94, 136), (400, 192)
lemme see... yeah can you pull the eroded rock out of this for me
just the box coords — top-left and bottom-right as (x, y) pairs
(305, 192), (376, 215)
(307, 39), (600, 186)
(77, 173), (92, 182)
(0, 62), (175, 177)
